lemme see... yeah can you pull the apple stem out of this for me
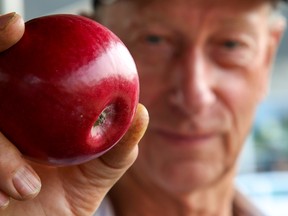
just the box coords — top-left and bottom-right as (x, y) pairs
(95, 111), (107, 126)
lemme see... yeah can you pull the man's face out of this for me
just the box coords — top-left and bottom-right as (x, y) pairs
(99, 0), (283, 193)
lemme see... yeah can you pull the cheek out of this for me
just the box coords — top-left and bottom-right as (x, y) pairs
(137, 65), (167, 107)
(217, 70), (265, 159)
(138, 75), (157, 105)
(218, 67), (267, 117)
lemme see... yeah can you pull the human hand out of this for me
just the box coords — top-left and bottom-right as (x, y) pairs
(0, 13), (149, 215)
(0, 103), (148, 215)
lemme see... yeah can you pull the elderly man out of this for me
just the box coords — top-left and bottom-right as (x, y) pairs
(0, 0), (287, 215)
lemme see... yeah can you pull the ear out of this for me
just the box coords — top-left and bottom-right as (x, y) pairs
(79, 11), (102, 22)
(266, 16), (286, 68)
(260, 16), (286, 100)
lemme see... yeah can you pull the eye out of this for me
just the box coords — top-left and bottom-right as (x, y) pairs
(131, 32), (176, 66)
(145, 34), (164, 45)
(210, 37), (255, 68)
(222, 40), (241, 49)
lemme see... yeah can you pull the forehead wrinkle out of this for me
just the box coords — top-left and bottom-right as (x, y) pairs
(111, 1), (210, 38)
(102, 0), (274, 46)
(112, 0), (272, 28)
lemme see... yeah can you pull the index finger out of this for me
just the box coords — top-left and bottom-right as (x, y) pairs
(0, 12), (25, 51)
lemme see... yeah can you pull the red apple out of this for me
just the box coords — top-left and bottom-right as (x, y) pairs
(0, 14), (139, 166)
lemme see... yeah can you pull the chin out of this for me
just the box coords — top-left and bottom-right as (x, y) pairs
(155, 160), (225, 194)
(136, 131), (229, 193)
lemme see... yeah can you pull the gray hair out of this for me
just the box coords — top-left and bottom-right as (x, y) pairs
(92, 0), (288, 9)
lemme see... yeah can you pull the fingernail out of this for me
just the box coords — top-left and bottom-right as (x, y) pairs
(0, 192), (9, 209)
(0, 12), (16, 30)
(13, 166), (41, 199)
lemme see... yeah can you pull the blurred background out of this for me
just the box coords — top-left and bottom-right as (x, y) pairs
(0, 0), (288, 215)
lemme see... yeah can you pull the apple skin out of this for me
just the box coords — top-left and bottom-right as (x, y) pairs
(0, 14), (139, 166)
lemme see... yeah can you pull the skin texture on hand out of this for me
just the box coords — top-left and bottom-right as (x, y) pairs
(0, 13), (149, 215)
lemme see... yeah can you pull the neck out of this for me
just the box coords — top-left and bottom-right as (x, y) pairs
(109, 168), (237, 216)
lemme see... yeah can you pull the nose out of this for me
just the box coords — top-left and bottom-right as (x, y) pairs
(169, 47), (216, 114)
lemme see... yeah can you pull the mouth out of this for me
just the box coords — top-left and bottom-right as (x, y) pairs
(153, 128), (218, 145)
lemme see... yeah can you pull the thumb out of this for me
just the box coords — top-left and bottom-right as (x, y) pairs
(80, 103), (149, 182)
(100, 103), (149, 170)
(0, 12), (25, 51)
